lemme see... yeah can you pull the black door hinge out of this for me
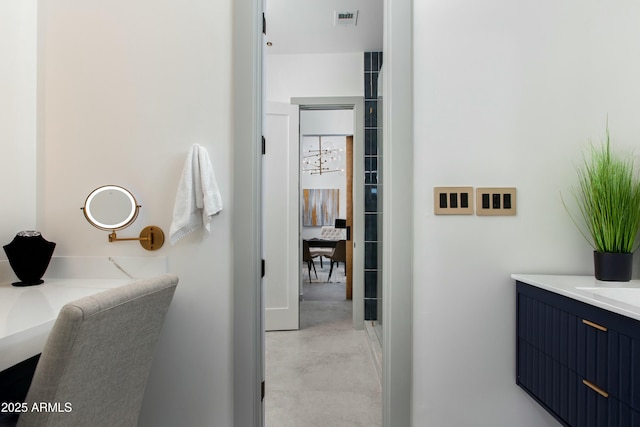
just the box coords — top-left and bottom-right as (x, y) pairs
(261, 381), (265, 400)
(262, 136), (266, 155)
(261, 259), (265, 278)
(262, 13), (266, 35)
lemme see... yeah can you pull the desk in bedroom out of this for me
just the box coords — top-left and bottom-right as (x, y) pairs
(306, 238), (339, 248)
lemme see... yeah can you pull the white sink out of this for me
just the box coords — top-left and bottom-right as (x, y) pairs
(576, 287), (640, 308)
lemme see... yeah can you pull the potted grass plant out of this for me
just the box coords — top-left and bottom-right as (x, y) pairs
(566, 126), (640, 281)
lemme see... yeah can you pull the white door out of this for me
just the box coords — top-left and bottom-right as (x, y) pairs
(263, 102), (299, 331)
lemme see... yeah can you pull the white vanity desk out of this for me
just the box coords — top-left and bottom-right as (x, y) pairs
(0, 278), (133, 371)
(0, 255), (167, 372)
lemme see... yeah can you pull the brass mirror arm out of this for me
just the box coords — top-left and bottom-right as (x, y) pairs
(107, 226), (165, 251)
(108, 232), (150, 242)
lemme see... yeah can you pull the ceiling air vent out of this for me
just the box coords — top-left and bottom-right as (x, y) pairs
(334, 10), (359, 26)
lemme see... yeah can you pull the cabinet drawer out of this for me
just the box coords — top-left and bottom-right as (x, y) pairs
(518, 340), (640, 426)
(517, 282), (640, 411)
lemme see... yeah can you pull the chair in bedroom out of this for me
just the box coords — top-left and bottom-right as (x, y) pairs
(314, 226), (343, 268)
(319, 226), (344, 241)
(327, 239), (347, 282)
(2, 273), (179, 427)
(303, 240), (320, 281)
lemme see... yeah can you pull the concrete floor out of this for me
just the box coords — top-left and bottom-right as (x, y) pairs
(265, 270), (382, 426)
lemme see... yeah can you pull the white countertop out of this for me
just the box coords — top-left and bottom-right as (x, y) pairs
(512, 274), (640, 322)
(0, 279), (133, 371)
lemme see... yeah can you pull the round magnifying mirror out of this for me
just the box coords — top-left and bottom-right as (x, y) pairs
(82, 185), (140, 231)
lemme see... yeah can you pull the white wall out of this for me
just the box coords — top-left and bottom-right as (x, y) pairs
(38, 1), (233, 426)
(0, 1), (37, 247)
(266, 52), (363, 103)
(300, 109), (355, 135)
(413, 1), (640, 426)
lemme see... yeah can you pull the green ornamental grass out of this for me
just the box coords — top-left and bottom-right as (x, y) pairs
(570, 127), (640, 254)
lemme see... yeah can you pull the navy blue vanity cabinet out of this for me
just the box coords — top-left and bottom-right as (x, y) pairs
(516, 281), (640, 426)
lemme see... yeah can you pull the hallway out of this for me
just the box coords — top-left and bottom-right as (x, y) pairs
(265, 279), (381, 426)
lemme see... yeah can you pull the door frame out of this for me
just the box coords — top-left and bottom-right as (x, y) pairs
(232, 0), (413, 425)
(294, 98), (364, 330)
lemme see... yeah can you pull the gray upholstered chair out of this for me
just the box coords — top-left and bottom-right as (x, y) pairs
(327, 240), (347, 282)
(302, 240), (319, 281)
(5, 273), (178, 427)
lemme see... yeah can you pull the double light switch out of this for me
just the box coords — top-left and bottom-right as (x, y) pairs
(434, 187), (517, 216)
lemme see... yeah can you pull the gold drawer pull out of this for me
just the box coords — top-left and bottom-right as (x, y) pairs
(582, 319), (608, 332)
(583, 380), (609, 398)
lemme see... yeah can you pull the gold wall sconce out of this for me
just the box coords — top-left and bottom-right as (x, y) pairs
(81, 185), (165, 251)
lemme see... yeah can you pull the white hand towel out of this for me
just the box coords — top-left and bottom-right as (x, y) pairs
(169, 144), (223, 245)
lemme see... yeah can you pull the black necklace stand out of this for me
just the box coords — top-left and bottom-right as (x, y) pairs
(3, 231), (56, 287)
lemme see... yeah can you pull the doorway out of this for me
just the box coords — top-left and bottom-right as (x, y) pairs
(300, 133), (351, 300)
(299, 108), (354, 307)
(231, 0), (413, 426)
(262, 103), (363, 332)
(293, 98), (365, 329)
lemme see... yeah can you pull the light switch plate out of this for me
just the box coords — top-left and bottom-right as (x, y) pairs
(434, 187), (474, 215)
(475, 187), (517, 216)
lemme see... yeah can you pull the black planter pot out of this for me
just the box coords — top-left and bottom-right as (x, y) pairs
(593, 251), (633, 282)
(3, 231), (56, 287)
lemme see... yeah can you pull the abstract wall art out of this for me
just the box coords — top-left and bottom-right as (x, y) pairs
(302, 189), (339, 226)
